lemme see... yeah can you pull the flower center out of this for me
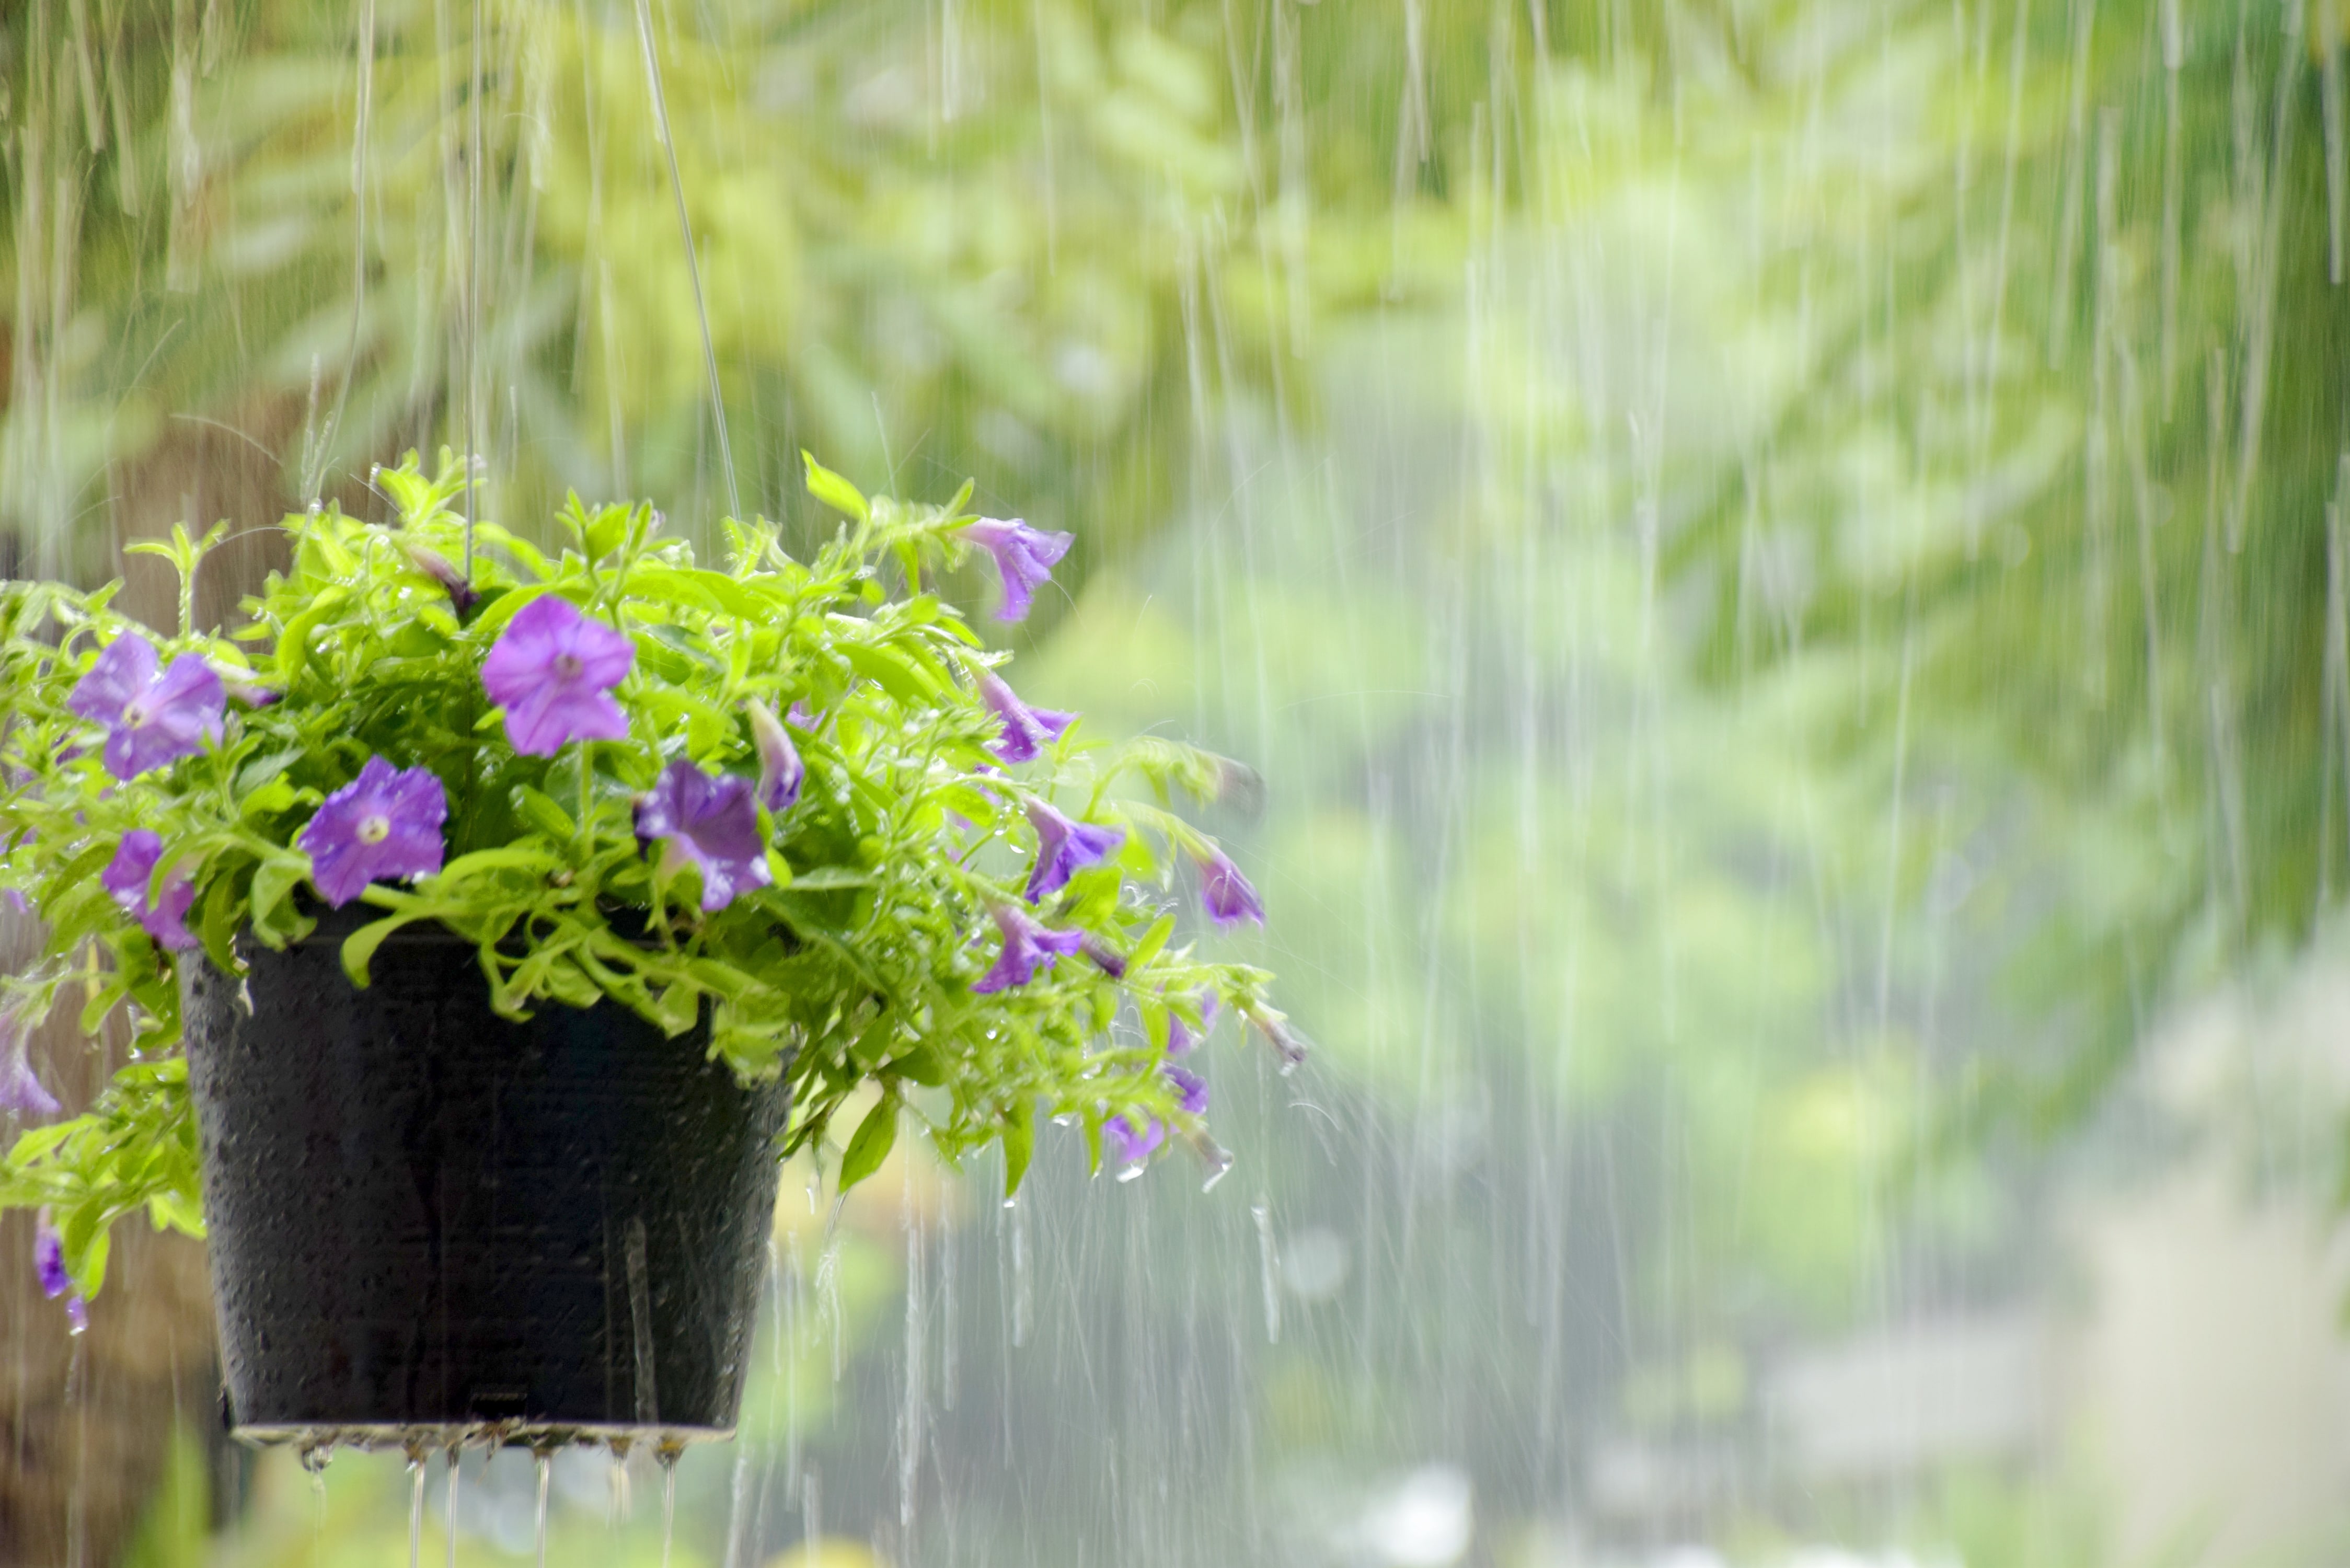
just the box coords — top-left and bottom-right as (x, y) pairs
(121, 700), (149, 728)
(554, 652), (584, 681)
(357, 813), (391, 845)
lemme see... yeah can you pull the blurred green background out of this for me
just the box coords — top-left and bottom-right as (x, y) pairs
(10, 0), (2350, 1564)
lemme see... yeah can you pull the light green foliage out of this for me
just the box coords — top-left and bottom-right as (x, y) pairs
(0, 451), (1277, 1293)
(118, 1424), (213, 1568)
(0, 0), (1323, 581)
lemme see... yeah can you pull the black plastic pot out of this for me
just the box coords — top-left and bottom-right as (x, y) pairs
(182, 909), (789, 1445)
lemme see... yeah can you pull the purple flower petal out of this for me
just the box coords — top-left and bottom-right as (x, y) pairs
(1104, 1113), (1165, 1167)
(979, 672), (1076, 765)
(481, 596), (635, 756)
(959, 517), (1074, 624)
(1165, 1065), (1209, 1117)
(972, 904), (1085, 993)
(1022, 800), (1124, 903)
(1166, 990), (1220, 1056)
(33, 1213), (68, 1299)
(0, 1002), (58, 1119)
(296, 756), (450, 907)
(749, 701), (805, 813)
(635, 760), (773, 912)
(101, 831), (200, 951)
(67, 634), (224, 780)
(66, 633), (157, 724)
(1195, 847), (1265, 928)
(1164, 1064), (1209, 1116)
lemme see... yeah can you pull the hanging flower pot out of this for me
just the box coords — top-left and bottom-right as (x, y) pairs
(184, 908), (788, 1443)
(0, 452), (1298, 1447)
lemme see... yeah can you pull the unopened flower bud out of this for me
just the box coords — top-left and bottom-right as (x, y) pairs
(405, 544), (478, 615)
(748, 700), (804, 813)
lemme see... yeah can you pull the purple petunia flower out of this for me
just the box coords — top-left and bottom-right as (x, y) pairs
(634, 760), (773, 913)
(1079, 935), (1128, 979)
(1022, 800), (1124, 904)
(67, 633), (224, 780)
(1103, 1113), (1166, 1168)
(977, 671), (1074, 765)
(972, 903), (1085, 994)
(33, 1212), (67, 1298)
(101, 831), (199, 951)
(297, 756), (450, 907)
(1194, 846), (1265, 928)
(0, 1000), (58, 1119)
(34, 1214), (87, 1332)
(748, 701), (804, 813)
(480, 595), (634, 756)
(1167, 990), (1219, 1056)
(1165, 1063), (1209, 1116)
(959, 518), (1074, 624)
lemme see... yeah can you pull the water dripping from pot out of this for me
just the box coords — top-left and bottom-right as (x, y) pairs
(606, 1433), (633, 1524)
(405, 1447), (426, 1568)
(299, 1440), (329, 1562)
(656, 1439), (682, 1568)
(532, 1448), (552, 1568)
(721, 1432), (754, 1568)
(443, 1445), (463, 1568)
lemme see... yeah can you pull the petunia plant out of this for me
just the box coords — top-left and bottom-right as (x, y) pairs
(0, 451), (1301, 1302)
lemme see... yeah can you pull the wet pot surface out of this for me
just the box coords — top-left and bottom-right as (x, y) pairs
(182, 910), (789, 1440)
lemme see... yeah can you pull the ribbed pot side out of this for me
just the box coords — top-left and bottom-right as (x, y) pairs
(181, 911), (789, 1443)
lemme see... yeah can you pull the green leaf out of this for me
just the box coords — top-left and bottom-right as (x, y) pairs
(839, 642), (938, 704)
(239, 777), (298, 820)
(233, 747), (306, 797)
(1001, 1096), (1035, 1197)
(802, 452), (870, 523)
(71, 1220), (111, 1297)
(434, 845), (561, 883)
(890, 1042), (948, 1086)
(512, 788), (575, 840)
(197, 875), (241, 977)
(78, 977), (129, 1035)
(272, 587), (349, 684)
(838, 1092), (899, 1191)
(340, 912), (423, 987)
(1127, 913), (1177, 973)
(584, 503), (632, 560)
(788, 866), (874, 891)
(681, 567), (774, 620)
(248, 854), (309, 931)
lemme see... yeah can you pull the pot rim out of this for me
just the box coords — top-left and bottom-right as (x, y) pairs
(236, 1421), (731, 1454)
